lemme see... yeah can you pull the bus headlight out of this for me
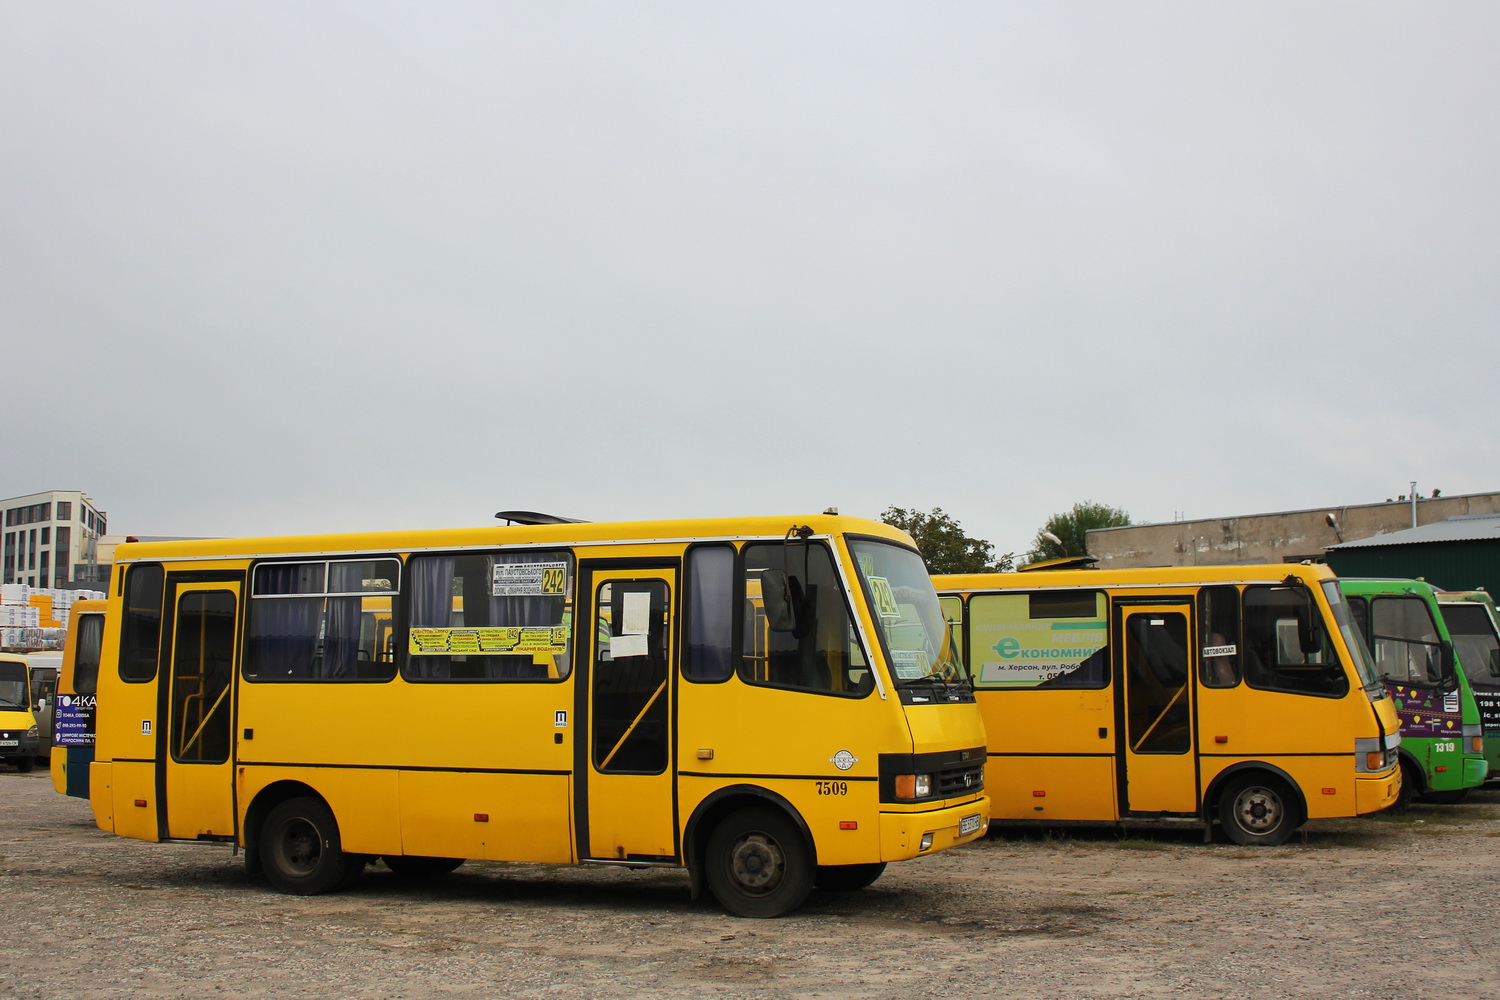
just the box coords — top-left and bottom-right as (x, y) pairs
(1463, 724), (1484, 754)
(26, 725), (37, 738)
(1355, 735), (1398, 773)
(895, 774), (933, 799)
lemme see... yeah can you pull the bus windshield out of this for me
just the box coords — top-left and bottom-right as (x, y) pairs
(1440, 603), (1500, 688)
(849, 539), (968, 688)
(1320, 581), (1381, 689)
(0, 661), (28, 709)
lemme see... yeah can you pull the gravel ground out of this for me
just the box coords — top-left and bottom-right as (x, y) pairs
(2, 767), (1497, 1000)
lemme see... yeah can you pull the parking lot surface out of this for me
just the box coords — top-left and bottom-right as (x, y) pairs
(2, 768), (1497, 999)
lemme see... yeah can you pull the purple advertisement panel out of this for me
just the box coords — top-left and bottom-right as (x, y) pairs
(53, 693), (95, 747)
(1389, 685), (1462, 738)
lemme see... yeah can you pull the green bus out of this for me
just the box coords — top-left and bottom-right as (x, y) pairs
(1433, 590), (1500, 783)
(1338, 579), (1486, 805)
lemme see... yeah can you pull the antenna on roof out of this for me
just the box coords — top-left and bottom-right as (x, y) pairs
(494, 510), (589, 526)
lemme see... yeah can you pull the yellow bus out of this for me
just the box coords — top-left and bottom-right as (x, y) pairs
(86, 513), (988, 917)
(50, 599), (106, 799)
(932, 564), (1401, 845)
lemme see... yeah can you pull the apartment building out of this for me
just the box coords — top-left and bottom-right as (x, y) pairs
(1, 490), (109, 589)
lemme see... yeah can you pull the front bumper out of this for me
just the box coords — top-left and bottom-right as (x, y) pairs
(1463, 756), (1488, 788)
(878, 795), (990, 861)
(1356, 768), (1401, 816)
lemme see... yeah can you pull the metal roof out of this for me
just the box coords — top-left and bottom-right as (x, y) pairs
(1326, 515), (1500, 550)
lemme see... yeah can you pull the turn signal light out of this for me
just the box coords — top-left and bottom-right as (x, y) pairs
(839, 821), (858, 830)
(894, 774), (932, 799)
(1473, 737), (1485, 754)
(1366, 752), (1383, 770)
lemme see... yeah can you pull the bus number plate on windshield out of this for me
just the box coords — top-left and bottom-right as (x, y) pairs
(959, 814), (981, 836)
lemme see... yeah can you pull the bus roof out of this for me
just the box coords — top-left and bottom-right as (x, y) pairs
(111, 513), (916, 564)
(933, 562), (1339, 592)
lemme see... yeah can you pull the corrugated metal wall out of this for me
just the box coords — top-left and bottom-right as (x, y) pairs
(1325, 540), (1500, 594)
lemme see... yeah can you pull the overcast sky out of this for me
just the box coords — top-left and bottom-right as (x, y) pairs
(4, 3), (1498, 557)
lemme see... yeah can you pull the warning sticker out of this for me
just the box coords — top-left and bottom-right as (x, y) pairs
(409, 626), (569, 655)
(491, 562), (569, 597)
(890, 648), (932, 680)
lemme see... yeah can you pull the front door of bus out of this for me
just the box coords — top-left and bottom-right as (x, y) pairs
(1119, 604), (1198, 815)
(163, 582), (239, 839)
(579, 567), (678, 863)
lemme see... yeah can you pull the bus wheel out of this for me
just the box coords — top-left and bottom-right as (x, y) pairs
(260, 796), (361, 895)
(383, 855), (465, 878)
(705, 807), (813, 918)
(1218, 775), (1297, 846)
(814, 862), (886, 892)
(1422, 788), (1471, 805)
(14, 756), (34, 773)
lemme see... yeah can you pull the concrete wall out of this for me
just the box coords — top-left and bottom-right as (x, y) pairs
(1085, 491), (1500, 569)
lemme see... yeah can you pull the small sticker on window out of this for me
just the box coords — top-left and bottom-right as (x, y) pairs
(409, 626), (568, 655)
(890, 649), (931, 679)
(870, 577), (901, 618)
(491, 561), (569, 597)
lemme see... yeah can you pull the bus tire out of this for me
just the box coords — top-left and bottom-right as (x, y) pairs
(259, 796), (361, 895)
(1218, 774), (1298, 846)
(1421, 788), (1470, 805)
(383, 855), (465, 878)
(14, 756), (34, 773)
(814, 862), (886, 892)
(705, 806), (813, 918)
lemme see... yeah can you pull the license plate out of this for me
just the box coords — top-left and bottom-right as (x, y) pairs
(0, 740), (17, 747)
(959, 813), (982, 836)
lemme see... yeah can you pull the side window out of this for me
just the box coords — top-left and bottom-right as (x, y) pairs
(967, 591), (1109, 689)
(246, 558), (400, 681)
(1370, 597), (1445, 686)
(1198, 586), (1241, 688)
(73, 613), (104, 695)
(739, 542), (871, 696)
(1243, 585), (1349, 697)
(119, 563), (164, 682)
(683, 544), (735, 682)
(402, 550), (574, 682)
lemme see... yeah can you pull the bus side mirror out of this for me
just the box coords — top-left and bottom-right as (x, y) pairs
(1440, 641), (1457, 682)
(760, 570), (797, 633)
(1298, 608), (1323, 655)
(1490, 648), (1500, 677)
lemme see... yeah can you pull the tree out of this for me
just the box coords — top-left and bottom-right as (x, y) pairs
(880, 507), (1013, 574)
(1025, 501), (1131, 564)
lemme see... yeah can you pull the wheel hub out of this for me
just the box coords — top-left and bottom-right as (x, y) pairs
(1235, 788), (1280, 831)
(728, 833), (784, 893)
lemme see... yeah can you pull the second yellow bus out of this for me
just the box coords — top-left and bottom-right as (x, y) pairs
(933, 564), (1401, 844)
